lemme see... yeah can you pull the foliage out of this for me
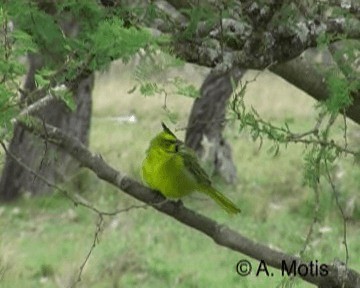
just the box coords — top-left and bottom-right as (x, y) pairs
(229, 60), (358, 268)
(89, 18), (152, 70)
(172, 77), (199, 98)
(1, 0), (360, 287)
(180, 5), (217, 40)
(0, 0), (156, 140)
(130, 48), (199, 122)
(1, 73), (360, 287)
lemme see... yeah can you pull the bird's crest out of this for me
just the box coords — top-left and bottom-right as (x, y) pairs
(161, 122), (176, 138)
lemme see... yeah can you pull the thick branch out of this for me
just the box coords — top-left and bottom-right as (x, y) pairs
(18, 118), (360, 288)
(269, 42), (360, 125)
(329, 0), (360, 19)
(111, 1), (359, 70)
(163, 0), (360, 69)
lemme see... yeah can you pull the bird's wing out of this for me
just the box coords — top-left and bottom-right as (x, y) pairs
(178, 145), (211, 186)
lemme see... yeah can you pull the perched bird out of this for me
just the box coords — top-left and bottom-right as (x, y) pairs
(142, 123), (240, 214)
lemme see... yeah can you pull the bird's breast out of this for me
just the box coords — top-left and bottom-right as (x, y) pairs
(142, 150), (196, 198)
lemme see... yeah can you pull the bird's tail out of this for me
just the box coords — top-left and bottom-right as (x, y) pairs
(202, 186), (241, 214)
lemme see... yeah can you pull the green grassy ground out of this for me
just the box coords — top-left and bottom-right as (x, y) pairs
(1, 60), (359, 288)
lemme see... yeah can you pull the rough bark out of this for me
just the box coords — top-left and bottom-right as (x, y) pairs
(0, 54), (93, 200)
(166, 1), (360, 68)
(151, 1), (360, 127)
(0, 7), (93, 201)
(185, 68), (244, 184)
(270, 40), (360, 125)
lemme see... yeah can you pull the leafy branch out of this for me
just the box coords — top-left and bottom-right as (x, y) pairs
(229, 73), (354, 279)
(0, 1), (156, 141)
(230, 80), (358, 157)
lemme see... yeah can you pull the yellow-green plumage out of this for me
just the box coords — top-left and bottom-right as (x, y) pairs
(142, 123), (240, 214)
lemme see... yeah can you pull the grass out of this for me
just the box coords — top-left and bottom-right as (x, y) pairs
(1, 59), (360, 287)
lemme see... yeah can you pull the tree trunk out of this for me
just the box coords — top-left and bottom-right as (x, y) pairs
(185, 68), (244, 184)
(0, 55), (93, 201)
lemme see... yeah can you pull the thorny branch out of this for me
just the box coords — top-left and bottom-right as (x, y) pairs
(230, 74), (354, 281)
(230, 82), (359, 157)
(298, 112), (340, 260)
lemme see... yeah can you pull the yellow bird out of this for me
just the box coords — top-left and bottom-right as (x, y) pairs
(142, 123), (240, 214)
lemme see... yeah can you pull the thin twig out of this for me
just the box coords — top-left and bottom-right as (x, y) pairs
(300, 183), (320, 257)
(40, 117), (49, 169)
(299, 153), (321, 258)
(324, 159), (349, 265)
(230, 92), (358, 156)
(1, 11), (11, 84)
(70, 215), (104, 288)
(287, 137), (356, 155)
(342, 109), (348, 149)
(0, 140), (148, 287)
(217, 3), (224, 62)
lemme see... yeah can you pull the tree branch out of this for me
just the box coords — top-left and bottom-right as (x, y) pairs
(14, 93), (58, 123)
(160, 0), (360, 68)
(18, 117), (360, 288)
(0, 139), (148, 287)
(269, 42), (360, 125)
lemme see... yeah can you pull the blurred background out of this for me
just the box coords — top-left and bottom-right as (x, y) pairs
(1, 58), (359, 288)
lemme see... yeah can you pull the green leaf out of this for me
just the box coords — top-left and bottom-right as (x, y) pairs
(34, 74), (50, 87)
(133, 50), (183, 83)
(165, 110), (179, 124)
(127, 85), (137, 94)
(267, 143), (280, 156)
(90, 19), (152, 70)
(180, 6), (215, 39)
(325, 73), (352, 112)
(11, 30), (38, 55)
(54, 88), (76, 111)
(172, 77), (199, 98)
(139, 82), (161, 96)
